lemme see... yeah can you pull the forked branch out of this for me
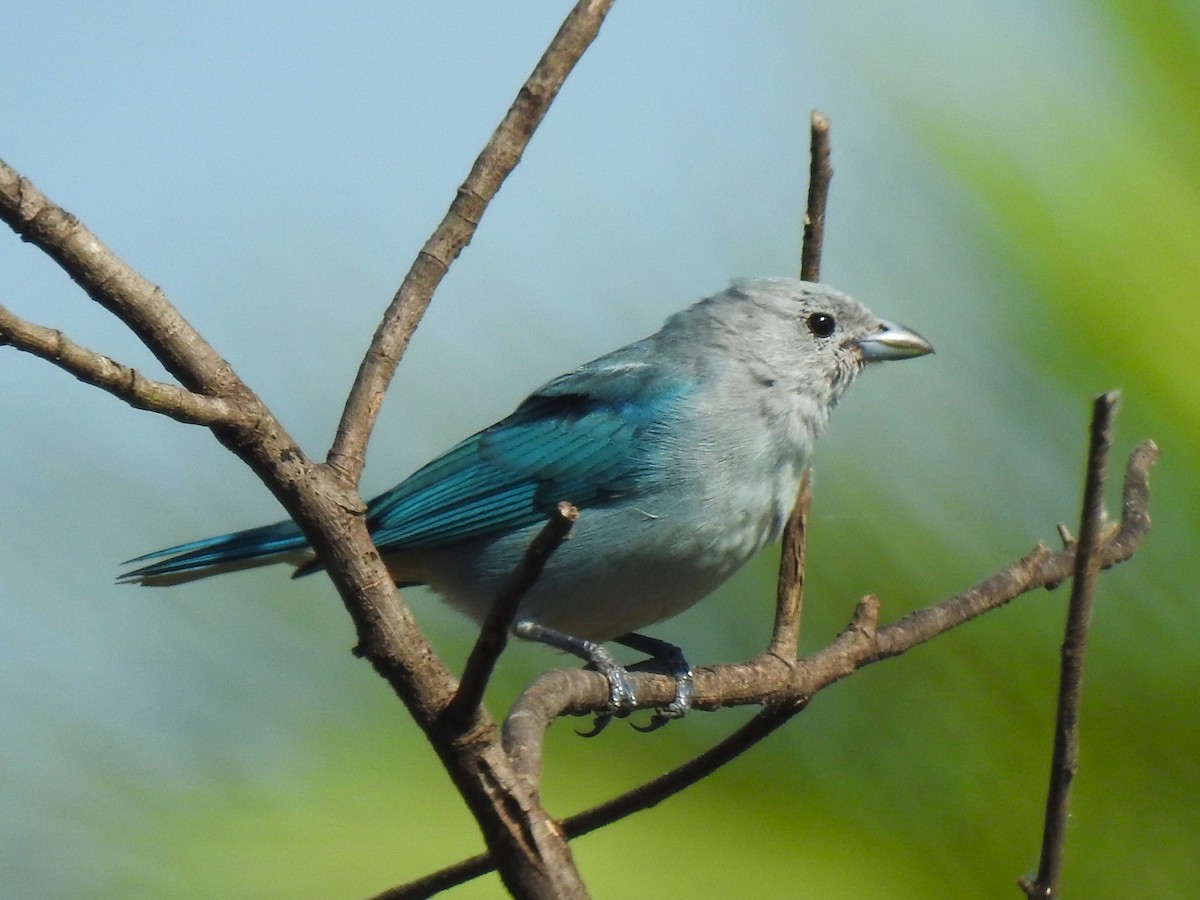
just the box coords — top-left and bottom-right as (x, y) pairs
(328, 0), (617, 482)
(1, 5), (617, 898)
(0, 159), (249, 400)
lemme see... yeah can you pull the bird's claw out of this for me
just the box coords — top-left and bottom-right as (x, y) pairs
(577, 713), (613, 738)
(577, 650), (638, 737)
(632, 664), (694, 732)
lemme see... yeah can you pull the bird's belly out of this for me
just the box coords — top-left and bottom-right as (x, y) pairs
(400, 497), (780, 643)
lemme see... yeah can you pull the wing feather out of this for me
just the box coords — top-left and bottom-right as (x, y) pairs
(367, 349), (682, 552)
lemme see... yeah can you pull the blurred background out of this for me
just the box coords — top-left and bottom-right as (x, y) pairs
(2, 1), (1195, 896)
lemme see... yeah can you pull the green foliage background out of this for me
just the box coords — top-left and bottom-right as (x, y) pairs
(2, 2), (1196, 897)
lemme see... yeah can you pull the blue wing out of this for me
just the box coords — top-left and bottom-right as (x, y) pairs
(121, 343), (685, 583)
(366, 349), (683, 552)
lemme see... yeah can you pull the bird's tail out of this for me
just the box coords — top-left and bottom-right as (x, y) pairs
(119, 520), (313, 586)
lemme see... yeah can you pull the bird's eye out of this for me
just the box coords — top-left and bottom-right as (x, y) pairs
(806, 312), (836, 338)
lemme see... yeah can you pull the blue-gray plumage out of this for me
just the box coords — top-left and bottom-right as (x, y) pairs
(123, 278), (931, 716)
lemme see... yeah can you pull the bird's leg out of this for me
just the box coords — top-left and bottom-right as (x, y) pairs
(513, 621), (638, 723)
(615, 632), (694, 732)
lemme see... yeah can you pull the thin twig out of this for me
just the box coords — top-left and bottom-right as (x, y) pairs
(443, 502), (579, 729)
(800, 111), (832, 283)
(770, 470), (811, 659)
(1018, 392), (1119, 899)
(0, 159), (247, 399)
(564, 700), (804, 834)
(768, 111), (832, 660)
(0, 301), (236, 425)
(386, 701), (806, 899)
(328, 0), (616, 482)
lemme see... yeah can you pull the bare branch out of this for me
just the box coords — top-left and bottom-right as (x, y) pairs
(500, 440), (1157, 793)
(375, 850), (494, 900)
(1, 6), (617, 895)
(392, 702), (806, 899)
(800, 110), (832, 283)
(563, 698), (804, 828)
(769, 427), (811, 661)
(0, 301), (236, 425)
(1019, 392), (1119, 900)
(769, 112), (831, 659)
(0, 159), (247, 399)
(768, 113), (831, 661)
(329, 6), (615, 894)
(328, 0), (616, 481)
(443, 502), (579, 729)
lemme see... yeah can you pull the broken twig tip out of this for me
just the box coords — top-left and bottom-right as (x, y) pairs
(1056, 523), (1076, 549)
(852, 595), (880, 635)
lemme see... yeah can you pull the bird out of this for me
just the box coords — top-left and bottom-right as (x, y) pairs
(122, 278), (931, 723)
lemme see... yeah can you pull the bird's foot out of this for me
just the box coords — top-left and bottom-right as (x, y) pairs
(512, 622), (696, 736)
(618, 632), (694, 732)
(512, 621), (638, 737)
(576, 645), (640, 737)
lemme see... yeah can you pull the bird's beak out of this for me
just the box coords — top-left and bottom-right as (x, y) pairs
(857, 321), (933, 362)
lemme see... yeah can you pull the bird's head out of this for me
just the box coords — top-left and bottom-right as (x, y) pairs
(677, 277), (932, 409)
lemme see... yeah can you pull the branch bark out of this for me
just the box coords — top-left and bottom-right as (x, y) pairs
(0, 158), (247, 400)
(0, 300), (236, 425)
(328, 0), (617, 483)
(444, 502), (579, 730)
(1019, 392), (1119, 899)
(768, 471), (810, 659)
(383, 700), (806, 900)
(768, 112), (829, 662)
(800, 110), (832, 283)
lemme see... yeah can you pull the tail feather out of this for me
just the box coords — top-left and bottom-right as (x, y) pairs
(120, 520), (311, 585)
